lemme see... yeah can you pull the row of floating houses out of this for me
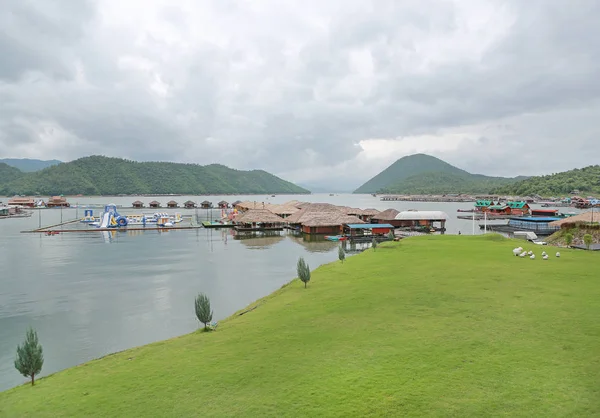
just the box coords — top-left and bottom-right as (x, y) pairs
(226, 201), (448, 235)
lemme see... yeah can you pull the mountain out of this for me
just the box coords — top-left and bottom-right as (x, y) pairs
(491, 165), (600, 196)
(354, 154), (525, 194)
(0, 158), (62, 172)
(0, 156), (310, 195)
(0, 163), (24, 183)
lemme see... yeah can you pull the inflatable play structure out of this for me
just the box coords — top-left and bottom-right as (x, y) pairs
(98, 204), (129, 228)
(87, 205), (183, 229)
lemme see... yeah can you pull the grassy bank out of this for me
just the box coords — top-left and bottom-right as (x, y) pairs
(1, 235), (599, 417)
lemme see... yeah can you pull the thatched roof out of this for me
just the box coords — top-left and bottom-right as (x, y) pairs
(264, 203), (300, 216)
(362, 208), (381, 216)
(234, 209), (285, 224)
(132, 200), (143, 205)
(149, 200), (160, 205)
(236, 200), (262, 210)
(372, 208), (400, 220)
(302, 213), (365, 227)
(549, 211), (598, 226)
(201, 200), (212, 205)
(231, 200), (242, 206)
(167, 200), (178, 205)
(285, 203), (341, 224)
(183, 200), (196, 205)
(218, 200), (229, 205)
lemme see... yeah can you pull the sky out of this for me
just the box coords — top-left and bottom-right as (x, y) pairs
(1, 0), (599, 191)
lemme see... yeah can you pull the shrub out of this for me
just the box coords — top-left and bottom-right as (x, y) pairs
(297, 257), (311, 288)
(584, 234), (593, 250)
(372, 238), (377, 251)
(338, 245), (345, 263)
(195, 293), (213, 330)
(565, 233), (574, 247)
(14, 327), (44, 386)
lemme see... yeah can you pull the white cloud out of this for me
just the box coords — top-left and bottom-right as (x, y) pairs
(1, 0), (599, 190)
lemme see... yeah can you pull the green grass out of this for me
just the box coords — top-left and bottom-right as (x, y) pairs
(2, 235), (600, 417)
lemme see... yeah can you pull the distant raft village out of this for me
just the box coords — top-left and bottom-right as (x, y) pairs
(14, 197), (449, 241)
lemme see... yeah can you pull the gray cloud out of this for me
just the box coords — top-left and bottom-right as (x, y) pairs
(0, 0), (599, 190)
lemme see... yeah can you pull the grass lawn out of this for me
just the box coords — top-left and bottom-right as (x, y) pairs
(1, 235), (599, 417)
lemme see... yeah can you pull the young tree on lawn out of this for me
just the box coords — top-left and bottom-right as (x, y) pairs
(584, 233), (593, 250)
(372, 238), (377, 251)
(565, 233), (574, 247)
(338, 245), (346, 263)
(387, 230), (395, 240)
(297, 257), (311, 288)
(195, 293), (213, 330)
(14, 327), (44, 386)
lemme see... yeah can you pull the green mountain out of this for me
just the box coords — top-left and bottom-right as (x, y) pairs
(0, 163), (24, 183)
(0, 158), (62, 172)
(491, 165), (600, 196)
(0, 156), (310, 195)
(354, 154), (525, 194)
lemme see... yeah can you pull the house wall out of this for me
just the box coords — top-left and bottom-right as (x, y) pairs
(372, 227), (391, 234)
(302, 225), (341, 234)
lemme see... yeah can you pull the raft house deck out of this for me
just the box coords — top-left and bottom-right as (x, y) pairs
(479, 216), (561, 236)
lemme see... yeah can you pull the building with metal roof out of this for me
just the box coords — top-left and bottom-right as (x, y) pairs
(394, 211), (449, 233)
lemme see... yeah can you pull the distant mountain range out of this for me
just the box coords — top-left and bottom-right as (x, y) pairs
(0, 156), (309, 195)
(0, 158), (62, 172)
(354, 154), (527, 194)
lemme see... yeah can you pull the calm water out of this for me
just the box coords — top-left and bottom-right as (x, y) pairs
(0, 194), (540, 390)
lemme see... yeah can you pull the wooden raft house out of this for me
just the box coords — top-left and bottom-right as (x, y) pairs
(132, 200), (144, 208)
(46, 196), (70, 208)
(7, 197), (35, 208)
(149, 200), (161, 208)
(183, 200), (197, 209)
(394, 211), (449, 233)
(371, 209), (402, 227)
(233, 209), (286, 231)
(217, 200), (229, 209)
(167, 200), (179, 208)
(200, 200), (213, 209)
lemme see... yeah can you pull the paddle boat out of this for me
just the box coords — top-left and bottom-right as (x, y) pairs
(325, 235), (348, 242)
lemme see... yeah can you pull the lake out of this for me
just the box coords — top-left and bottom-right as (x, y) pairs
(0, 193), (525, 390)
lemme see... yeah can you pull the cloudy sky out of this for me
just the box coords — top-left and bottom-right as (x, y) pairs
(1, 0), (599, 190)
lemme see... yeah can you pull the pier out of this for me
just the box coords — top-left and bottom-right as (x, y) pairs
(380, 195), (474, 202)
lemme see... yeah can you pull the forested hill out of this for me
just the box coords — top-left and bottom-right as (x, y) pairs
(354, 154), (525, 194)
(491, 165), (600, 196)
(0, 163), (24, 183)
(0, 158), (62, 172)
(0, 156), (310, 195)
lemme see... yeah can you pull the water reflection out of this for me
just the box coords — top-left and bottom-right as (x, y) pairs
(288, 234), (339, 253)
(234, 232), (286, 249)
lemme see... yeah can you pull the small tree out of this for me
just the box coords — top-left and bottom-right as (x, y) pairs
(338, 245), (346, 263)
(297, 257), (311, 288)
(565, 233), (574, 247)
(195, 293), (213, 330)
(15, 327), (44, 386)
(583, 233), (593, 250)
(387, 230), (395, 240)
(372, 238), (378, 251)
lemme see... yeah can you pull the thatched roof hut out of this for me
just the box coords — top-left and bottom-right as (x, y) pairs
(218, 200), (229, 208)
(200, 200), (213, 209)
(167, 200), (178, 208)
(149, 200), (161, 208)
(231, 200), (242, 207)
(132, 200), (144, 208)
(285, 203), (342, 224)
(234, 209), (286, 225)
(183, 200), (196, 208)
(362, 208), (381, 216)
(302, 214), (364, 227)
(549, 211), (597, 227)
(372, 208), (400, 221)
